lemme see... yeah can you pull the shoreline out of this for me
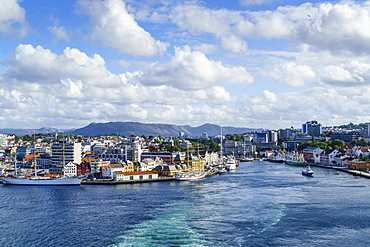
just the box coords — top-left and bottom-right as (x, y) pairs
(309, 164), (370, 179)
(2, 163), (370, 184)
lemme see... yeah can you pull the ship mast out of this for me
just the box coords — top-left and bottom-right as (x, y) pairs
(220, 126), (223, 164)
(33, 131), (37, 177)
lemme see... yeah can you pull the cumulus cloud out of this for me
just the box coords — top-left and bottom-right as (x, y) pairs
(77, 0), (169, 56)
(135, 45), (253, 90)
(0, 0), (28, 36)
(249, 90), (277, 104)
(4, 44), (121, 87)
(170, 4), (247, 52)
(297, 1), (370, 54)
(269, 62), (316, 87)
(0, 43), (243, 128)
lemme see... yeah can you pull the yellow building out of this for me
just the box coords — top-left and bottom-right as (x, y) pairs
(346, 160), (370, 171)
(174, 153), (206, 174)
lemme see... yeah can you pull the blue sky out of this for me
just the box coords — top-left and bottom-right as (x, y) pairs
(1, 0), (370, 130)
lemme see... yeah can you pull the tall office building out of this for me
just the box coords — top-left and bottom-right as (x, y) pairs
(302, 120), (322, 136)
(51, 142), (82, 174)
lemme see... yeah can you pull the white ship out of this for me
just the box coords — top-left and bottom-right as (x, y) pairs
(1, 132), (83, 186)
(175, 173), (205, 181)
(1, 176), (83, 186)
(225, 158), (237, 171)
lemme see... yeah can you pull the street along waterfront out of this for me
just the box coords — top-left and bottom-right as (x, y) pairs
(1, 161), (370, 246)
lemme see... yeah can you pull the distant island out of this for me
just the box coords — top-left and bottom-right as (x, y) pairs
(0, 122), (263, 137)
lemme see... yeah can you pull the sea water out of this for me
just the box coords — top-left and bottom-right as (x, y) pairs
(1, 161), (370, 247)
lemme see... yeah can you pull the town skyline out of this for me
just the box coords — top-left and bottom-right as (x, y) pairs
(1, 0), (370, 130)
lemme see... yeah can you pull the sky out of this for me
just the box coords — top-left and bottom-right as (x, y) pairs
(1, 0), (370, 131)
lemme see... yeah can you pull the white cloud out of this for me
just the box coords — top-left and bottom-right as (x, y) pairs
(4, 44), (121, 87)
(0, 0), (28, 36)
(170, 4), (247, 52)
(248, 90), (277, 104)
(269, 62), (316, 87)
(49, 25), (70, 41)
(135, 45), (253, 90)
(77, 0), (169, 56)
(297, 1), (370, 54)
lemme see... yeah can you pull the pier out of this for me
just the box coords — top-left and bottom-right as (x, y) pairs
(310, 164), (370, 179)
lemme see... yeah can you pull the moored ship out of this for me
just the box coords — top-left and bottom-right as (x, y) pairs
(1, 176), (83, 186)
(175, 173), (205, 181)
(225, 158), (237, 171)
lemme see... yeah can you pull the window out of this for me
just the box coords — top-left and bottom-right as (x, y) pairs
(130, 176), (134, 180)
(149, 175), (152, 179)
(139, 175), (143, 180)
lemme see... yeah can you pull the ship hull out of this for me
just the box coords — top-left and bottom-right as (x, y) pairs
(1, 177), (82, 186)
(285, 160), (307, 166)
(175, 174), (205, 181)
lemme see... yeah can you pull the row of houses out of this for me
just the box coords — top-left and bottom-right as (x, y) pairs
(301, 146), (370, 171)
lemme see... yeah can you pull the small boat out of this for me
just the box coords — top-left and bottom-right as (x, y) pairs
(175, 173), (205, 181)
(239, 156), (254, 162)
(302, 166), (314, 177)
(218, 167), (227, 174)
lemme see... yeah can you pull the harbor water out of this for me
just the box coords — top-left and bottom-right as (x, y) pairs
(1, 161), (370, 247)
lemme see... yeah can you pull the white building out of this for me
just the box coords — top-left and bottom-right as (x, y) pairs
(63, 162), (78, 177)
(114, 171), (158, 181)
(51, 142), (82, 174)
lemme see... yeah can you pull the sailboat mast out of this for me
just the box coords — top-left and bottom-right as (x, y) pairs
(33, 131), (37, 177)
(220, 126), (223, 163)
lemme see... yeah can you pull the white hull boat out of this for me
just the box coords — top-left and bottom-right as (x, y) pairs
(225, 158), (237, 171)
(175, 174), (205, 181)
(1, 176), (83, 186)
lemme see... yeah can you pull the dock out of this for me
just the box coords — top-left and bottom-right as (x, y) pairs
(310, 164), (370, 179)
(82, 177), (175, 185)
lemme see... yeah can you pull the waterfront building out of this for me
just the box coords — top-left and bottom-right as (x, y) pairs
(89, 159), (110, 176)
(346, 160), (370, 171)
(302, 147), (324, 163)
(76, 162), (91, 176)
(63, 162), (78, 177)
(101, 163), (126, 179)
(114, 171), (159, 181)
(319, 150), (340, 166)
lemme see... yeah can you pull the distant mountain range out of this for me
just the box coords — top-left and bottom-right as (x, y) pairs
(0, 122), (263, 137)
